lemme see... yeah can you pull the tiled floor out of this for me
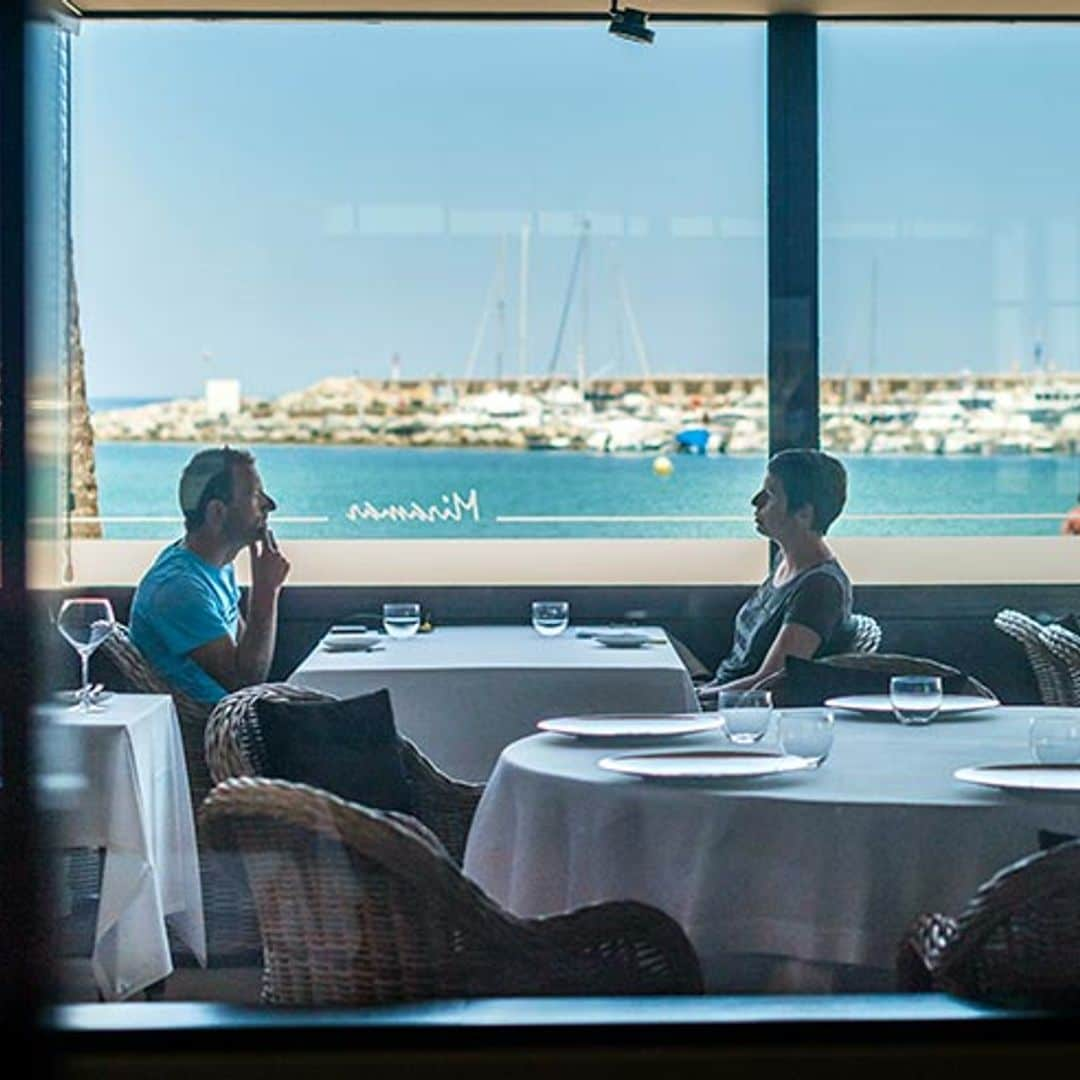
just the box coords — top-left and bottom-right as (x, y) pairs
(57, 958), (263, 1004)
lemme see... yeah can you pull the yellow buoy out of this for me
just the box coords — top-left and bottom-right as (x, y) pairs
(652, 454), (674, 477)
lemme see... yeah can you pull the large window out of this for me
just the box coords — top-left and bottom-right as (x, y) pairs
(72, 21), (766, 544)
(821, 23), (1080, 540)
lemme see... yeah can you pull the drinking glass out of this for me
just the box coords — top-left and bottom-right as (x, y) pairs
(778, 710), (835, 767)
(715, 689), (772, 745)
(56, 597), (116, 712)
(1029, 715), (1080, 764)
(889, 675), (943, 725)
(382, 602), (421, 639)
(531, 600), (570, 637)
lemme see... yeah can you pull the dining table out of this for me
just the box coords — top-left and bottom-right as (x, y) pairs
(462, 703), (1080, 993)
(288, 624), (699, 782)
(36, 693), (206, 1001)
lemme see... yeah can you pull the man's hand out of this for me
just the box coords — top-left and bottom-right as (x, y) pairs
(249, 528), (290, 598)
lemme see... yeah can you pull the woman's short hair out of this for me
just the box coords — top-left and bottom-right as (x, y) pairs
(767, 449), (847, 535)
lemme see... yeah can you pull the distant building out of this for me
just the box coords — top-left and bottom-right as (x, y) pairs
(205, 378), (241, 417)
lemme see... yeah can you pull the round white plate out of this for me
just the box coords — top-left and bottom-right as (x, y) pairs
(537, 714), (724, 740)
(955, 763), (1080, 793)
(322, 633), (383, 652)
(824, 693), (999, 717)
(597, 749), (815, 780)
(593, 631), (653, 649)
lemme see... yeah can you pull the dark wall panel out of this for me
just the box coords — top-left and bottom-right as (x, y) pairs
(54, 582), (1080, 706)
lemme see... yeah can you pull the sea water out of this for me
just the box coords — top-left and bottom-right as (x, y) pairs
(87, 441), (1079, 541)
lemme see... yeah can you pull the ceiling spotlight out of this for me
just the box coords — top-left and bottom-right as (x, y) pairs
(608, 2), (654, 45)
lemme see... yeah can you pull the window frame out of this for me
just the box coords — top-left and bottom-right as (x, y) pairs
(6, 6), (1080, 1063)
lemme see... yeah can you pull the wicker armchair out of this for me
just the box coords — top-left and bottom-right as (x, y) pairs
(897, 839), (1080, 1006)
(994, 609), (1072, 706)
(205, 683), (484, 865)
(848, 612), (883, 655)
(1041, 623), (1080, 707)
(94, 623), (260, 962)
(201, 776), (704, 1005)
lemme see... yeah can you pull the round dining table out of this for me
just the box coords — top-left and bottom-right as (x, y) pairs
(462, 705), (1080, 993)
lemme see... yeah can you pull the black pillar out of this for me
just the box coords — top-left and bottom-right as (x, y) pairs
(767, 14), (819, 456)
(0, 0), (45, 1055)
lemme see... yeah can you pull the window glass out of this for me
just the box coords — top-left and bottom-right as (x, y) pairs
(72, 21), (766, 544)
(821, 23), (1080, 539)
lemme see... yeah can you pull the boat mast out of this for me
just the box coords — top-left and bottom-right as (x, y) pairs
(548, 218), (590, 379)
(618, 267), (651, 378)
(518, 221), (530, 384)
(464, 246), (503, 382)
(579, 220), (590, 391)
(495, 235), (507, 381)
(868, 255), (879, 400)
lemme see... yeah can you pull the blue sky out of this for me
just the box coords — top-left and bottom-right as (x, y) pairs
(71, 20), (1080, 399)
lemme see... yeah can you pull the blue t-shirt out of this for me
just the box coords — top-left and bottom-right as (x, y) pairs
(130, 540), (241, 705)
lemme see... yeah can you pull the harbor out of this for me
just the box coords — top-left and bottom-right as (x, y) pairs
(91, 371), (1080, 457)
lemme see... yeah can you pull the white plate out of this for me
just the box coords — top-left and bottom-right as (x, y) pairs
(955, 763), (1080, 793)
(597, 749), (816, 780)
(322, 633), (383, 652)
(593, 631), (658, 649)
(537, 714), (724, 740)
(824, 694), (999, 718)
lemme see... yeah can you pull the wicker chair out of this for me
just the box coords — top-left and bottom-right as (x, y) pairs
(1041, 623), (1080, 707)
(94, 623), (261, 962)
(993, 609), (1072, 706)
(897, 839), (1080, 1006)
(848, 612), (883, 655)
(205, 683), (484, 865)
(200, 776), (704, 1005)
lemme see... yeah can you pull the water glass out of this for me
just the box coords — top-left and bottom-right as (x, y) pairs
(889, 675), (943, 725)
(531, 600), (570, 637)
(382, 602), (421, 639)
(778, 710), (835, 767)
(1029, 715), (1080, 764)
(715, 689), (772, 745)
(56, 597), (116, 712)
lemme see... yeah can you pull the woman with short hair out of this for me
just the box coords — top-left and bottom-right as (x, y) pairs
(699, 448), (852, 699)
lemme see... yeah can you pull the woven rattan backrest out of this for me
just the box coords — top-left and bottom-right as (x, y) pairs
(200, 777), (508, 1003)
(946, 839), (1080, 969)
(205, 683), (339, 784)
(818, 651), (996, 698)
(1040, 623), (1080, 706)
(98, 623), (213, 807)
(849, 613), (883, 655)
(994, 609), (1070, 705)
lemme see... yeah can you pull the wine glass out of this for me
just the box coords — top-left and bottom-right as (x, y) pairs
(715, 689), (773, 745)
(531, 600), (570, 637)
(778, 709), (835, 767)
(1029, 715), (1080, 764)
(56, 597), (116, 712)
(382, 602), (421, 639)
(889, 675), (943, 726)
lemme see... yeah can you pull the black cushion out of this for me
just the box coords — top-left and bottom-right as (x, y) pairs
(782, 655), (970, 708)
(1038, 829), (1078, 852)
(255, 689), (414, 814)
(1059, 613), (1080, 635)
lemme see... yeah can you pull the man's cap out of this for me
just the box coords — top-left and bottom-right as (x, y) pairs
(179, 447), (233, 515)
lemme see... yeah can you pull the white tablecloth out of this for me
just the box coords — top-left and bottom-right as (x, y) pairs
(289, 625), (698, 781)
(463, 706), (1080, 992)
(36, 694), (206, 1001)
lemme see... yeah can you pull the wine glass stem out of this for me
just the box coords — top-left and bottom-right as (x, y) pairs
(79, 651), (91, 711)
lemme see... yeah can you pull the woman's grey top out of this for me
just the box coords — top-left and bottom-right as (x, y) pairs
(714, 558), (853, 683)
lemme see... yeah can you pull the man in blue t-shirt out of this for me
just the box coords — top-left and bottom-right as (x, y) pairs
(131, 446), (291, 704)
